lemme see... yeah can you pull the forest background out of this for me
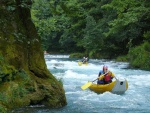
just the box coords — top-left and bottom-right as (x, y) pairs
(31, 0), (150, 70)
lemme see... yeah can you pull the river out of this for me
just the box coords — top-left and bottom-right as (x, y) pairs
(11, 55), (150, 113)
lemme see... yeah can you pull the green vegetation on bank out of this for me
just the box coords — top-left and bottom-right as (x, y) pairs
(31, 0), (150, 70)
(128, 42), (150, 70)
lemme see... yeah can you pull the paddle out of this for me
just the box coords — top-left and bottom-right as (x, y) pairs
(81, 72), (109, 90)
(81, 78), (97, 90)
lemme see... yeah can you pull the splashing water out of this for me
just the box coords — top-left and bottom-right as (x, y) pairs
(11, 55), (150, 113)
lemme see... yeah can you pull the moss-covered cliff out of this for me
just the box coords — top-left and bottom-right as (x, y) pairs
(0, 0), (67, 112)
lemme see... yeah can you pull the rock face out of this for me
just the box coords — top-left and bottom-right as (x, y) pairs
(0, 0), (67, 112)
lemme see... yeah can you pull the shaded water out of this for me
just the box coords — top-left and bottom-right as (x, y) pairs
(11, 55), (150, 113)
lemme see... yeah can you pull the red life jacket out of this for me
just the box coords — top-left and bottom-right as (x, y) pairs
(104, 74), (111, 82)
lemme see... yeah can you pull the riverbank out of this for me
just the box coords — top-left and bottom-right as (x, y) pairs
(69, 51), (150, 71)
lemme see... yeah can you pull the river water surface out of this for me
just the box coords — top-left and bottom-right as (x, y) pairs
(11, 55), (150, 113)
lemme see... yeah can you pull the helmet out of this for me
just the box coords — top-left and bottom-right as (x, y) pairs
(103, 65), (108, 70)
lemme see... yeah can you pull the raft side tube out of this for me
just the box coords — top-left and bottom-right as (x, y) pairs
(111, 78), (128, 94)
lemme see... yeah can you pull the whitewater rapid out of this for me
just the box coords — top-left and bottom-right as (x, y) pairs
(11, 55), (150, 113)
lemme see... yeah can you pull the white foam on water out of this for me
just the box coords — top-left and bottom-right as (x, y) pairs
(45, 56), (150, 112)
(12, 56), (150, 112)
(44, 54), (69, 58)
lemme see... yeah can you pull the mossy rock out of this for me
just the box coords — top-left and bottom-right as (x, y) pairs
(0, 0), (67, 112)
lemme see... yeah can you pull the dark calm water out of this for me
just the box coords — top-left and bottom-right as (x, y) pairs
(11, 55), (150, 113)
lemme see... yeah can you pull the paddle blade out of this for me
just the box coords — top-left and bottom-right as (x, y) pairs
(81, 82), (92, 90)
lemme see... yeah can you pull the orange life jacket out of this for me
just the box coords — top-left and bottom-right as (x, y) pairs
(104, 74), (111, 82)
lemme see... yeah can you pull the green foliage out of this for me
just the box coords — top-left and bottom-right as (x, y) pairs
(4, 0), (32, 12)
(6, 6), (16, 11)
(143, 31), (150, 42)
(102, 0), (150, 44)
(69, 53), (85, 58)
(79, 16), (103, 50)
(116, 55), (128, 62)
(128, 42), (150, 70)
(31, 0), (150, 69)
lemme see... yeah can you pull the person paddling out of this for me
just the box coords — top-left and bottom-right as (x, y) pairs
(82, 57), (88, 64)
(97, 65), (115, 84)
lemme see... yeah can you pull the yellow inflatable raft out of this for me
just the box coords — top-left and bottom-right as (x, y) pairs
(78, 61), (88, 66)
(89, 78), (128, 94)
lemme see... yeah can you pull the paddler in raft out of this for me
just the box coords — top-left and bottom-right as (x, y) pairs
(97, 65), (115, 84)
(82, 57), (88, 64)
